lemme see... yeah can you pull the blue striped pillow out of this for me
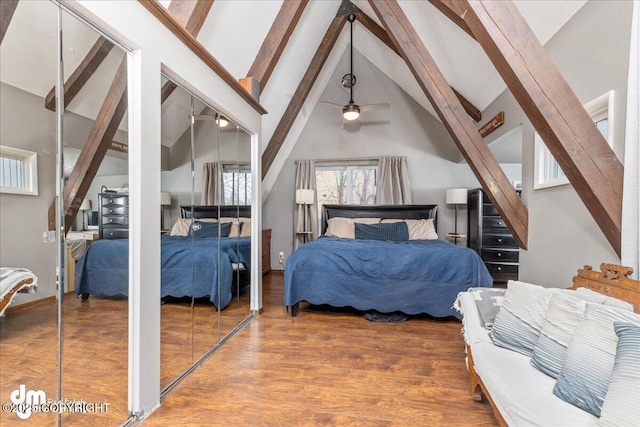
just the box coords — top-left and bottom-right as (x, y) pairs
(354, 222), (409, 241)
(597, 322), (640, 426)
(553, 304), (640, 417)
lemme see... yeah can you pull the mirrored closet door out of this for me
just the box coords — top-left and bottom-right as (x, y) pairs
(0, 2), (130, 425)
(160, 75), (254, 392)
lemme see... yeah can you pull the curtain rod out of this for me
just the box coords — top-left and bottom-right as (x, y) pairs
(296, 157), (381, 164)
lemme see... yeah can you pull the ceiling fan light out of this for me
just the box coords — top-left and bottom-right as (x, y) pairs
(216, 115), (229, 128)
(342, 104), (360, 121)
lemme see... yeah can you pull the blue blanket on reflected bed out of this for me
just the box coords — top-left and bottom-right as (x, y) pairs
(284, 237), (493, 318)
(75, 236), (251, 309)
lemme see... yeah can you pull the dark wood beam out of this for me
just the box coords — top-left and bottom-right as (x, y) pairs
(355, 10), (481, 122)
(262, 13), (347, 178)
(139, 0), (266, 114)
(439, 0), (623, 255)
(246, 0), (308, 93)
(48, 57), (128, 232)
(44, 37), (114, 111)
(0, 0), (19, 45)
(368, 0), (528, 248)
(167, 0), (213, 36)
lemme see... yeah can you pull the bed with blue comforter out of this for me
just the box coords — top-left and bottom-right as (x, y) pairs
(75, 235), (251, 309)
(284, 237), (492, 318)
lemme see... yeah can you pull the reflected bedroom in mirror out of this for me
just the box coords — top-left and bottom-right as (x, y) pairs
(159, 75), (253, 392)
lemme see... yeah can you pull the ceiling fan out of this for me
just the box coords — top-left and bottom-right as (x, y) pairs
(322, 14), (390, 121)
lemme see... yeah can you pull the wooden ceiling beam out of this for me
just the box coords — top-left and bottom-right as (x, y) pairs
(160, 0), (214, 103)
(246, 0), (309, 95)
(436, 0), (623, 255)
(262, 12), (347, 178)
(48, 57), (128, 232)
(139, 0), (267, 114)
(0, 0), (19, 45)
(368, 0), (528, 248)
(167, 0), (213, 36)
(355, 10), (481, 122)
(44, 36), (114, 112)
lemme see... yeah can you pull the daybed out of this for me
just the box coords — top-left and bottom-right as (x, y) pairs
(75, 206), (251, 309)
(285, 204), (493, 318)
(0, 268), (38, 316)
(456, 264), (640, 426)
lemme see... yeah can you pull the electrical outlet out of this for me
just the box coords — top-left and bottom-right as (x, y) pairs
(278, 251), (284, 262)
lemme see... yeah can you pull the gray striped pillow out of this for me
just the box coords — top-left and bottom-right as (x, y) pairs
(489, 280), (556, 357)
(553, 304), (640, 417)
(531, 290), (608, 378)
(598, 322), (640, 426)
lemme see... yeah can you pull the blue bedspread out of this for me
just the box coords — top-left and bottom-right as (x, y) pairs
(284, 237), (493, 318)
(75, 236), (251, 309)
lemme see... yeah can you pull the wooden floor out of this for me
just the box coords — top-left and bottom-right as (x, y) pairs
(143, 274), (498, 426)
(0, 287), (252, 426)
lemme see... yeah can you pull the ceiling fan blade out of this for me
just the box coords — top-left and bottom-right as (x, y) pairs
(359, 103), (390, 112)
(319, 100), (345, 108)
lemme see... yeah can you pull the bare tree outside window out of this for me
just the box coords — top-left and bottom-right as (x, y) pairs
(223, 165), (251, 205)
(315, 165), (377, 225)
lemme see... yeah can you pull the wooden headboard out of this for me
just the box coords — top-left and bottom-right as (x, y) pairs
(180, 205), (251, 219)
(320, 204), (437, 235)
(571, 263), (640, 313)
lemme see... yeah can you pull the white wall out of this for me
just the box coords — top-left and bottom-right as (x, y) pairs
(263, 49), (521, 269)
(482, 0), (633, 287)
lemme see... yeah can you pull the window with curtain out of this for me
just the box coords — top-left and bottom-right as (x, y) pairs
(222, 163), (251, 205)
(315, 161), (378, 220)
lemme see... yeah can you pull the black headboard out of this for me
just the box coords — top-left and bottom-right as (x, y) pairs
(321, 204), (437, 235)
(180, 205), (251, 219)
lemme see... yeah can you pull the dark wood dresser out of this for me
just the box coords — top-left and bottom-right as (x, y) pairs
(467, 188), (519, 285)
(99, 192), (129, 239)
(262, 229), (271, 275)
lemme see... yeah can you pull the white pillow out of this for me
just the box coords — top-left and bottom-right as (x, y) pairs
(553, 304), (640, 417)
(575, 286), (635, 311)
(325, 217), (380, 239)
(381, 219), (437, 240)
(488, 280), (557, 357)
(239, 217), (251, 237)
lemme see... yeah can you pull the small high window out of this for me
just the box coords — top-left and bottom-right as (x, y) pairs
(0, 145), (38, 196)
(534, 91), (613, 190)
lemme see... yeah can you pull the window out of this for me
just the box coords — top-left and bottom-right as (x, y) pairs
(0, 145), (38, 196)
(534, 91), (613, 189)
(222, 163), (251, 205)
(315, 162), (377, 220)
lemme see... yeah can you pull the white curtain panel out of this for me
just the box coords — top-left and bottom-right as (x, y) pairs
(621, 1), (639, 279)
(201, 162), (220, 205)
(293, 160), (318, 250)
(377, 156), (412, 204)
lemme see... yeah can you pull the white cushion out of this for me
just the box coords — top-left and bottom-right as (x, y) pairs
(381, 219), (437, 240)
(325, 217), (380, 239)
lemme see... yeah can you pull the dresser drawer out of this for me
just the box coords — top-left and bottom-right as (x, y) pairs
(483, 216), (508, 230)
(102, 205), (128, 216)
(482, 233), (518, 248)
(102, 229), (128, 239)
(485, 262), (519, 282)
(102, 215), (128, 226)
(102, 196), (128, 206)
(482, 204), (500, 216)
(481, 248), (519, 263)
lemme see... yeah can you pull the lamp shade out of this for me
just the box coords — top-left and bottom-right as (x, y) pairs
(80, 199), (92, 211)
(296, 189), (315, 205)
(160, 192), (172, 206)
(446, 188), (467, 205)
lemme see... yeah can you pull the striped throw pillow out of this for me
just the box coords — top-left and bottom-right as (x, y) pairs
(598, 322), (640, 426)
(553, 304), (640, 417)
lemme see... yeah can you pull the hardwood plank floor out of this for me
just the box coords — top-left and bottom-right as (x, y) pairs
(143, 274), (498, 426)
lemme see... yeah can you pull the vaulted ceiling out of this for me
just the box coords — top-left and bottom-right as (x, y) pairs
(0, 0), (624, 254)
